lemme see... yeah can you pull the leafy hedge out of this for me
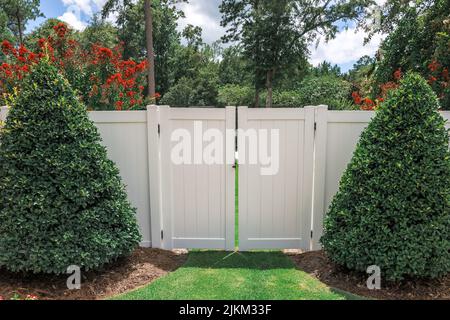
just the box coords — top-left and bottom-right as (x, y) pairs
(321, 73), (450, 281)
(217, 84), (254, 107)
(0, 61), (141, 274)
(217, 76), (357, 109)
(160, 71), (219, 107)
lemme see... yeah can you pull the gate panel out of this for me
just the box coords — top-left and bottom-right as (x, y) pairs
(238, 107), (315, 251)
(158, 106), (235, 250)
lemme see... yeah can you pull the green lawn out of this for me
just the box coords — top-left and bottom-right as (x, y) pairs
(114, 251), (360, 300)
(115, 166), (361, 300)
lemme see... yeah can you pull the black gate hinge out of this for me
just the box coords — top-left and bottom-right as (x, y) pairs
(161, 230), (164, 240)
(314, 122), (317, 131)
(158, 124), (161, 136)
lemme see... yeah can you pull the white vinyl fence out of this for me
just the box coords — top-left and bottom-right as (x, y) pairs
(2, 106), (449, 251)
(312, 108), (450, 250)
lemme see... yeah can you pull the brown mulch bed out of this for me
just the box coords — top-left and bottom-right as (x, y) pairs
(288, 250), (450, 300)
(0, 248), (187, 300)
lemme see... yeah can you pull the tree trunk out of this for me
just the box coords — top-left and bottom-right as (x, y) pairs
(265, 69), (274, 108)
(254, 88), (260, 108)
(16, 11), (23, 45)
(144, 0), (156, 100)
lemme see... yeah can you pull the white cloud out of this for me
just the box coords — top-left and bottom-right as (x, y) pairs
(309, 28), (385, 66)
(61, 0), (107, 16)
(177, 0), (225, 45)
(58, 11), (87, 31)
(58, 0), (109, 30)
(176, 0), (385, 70)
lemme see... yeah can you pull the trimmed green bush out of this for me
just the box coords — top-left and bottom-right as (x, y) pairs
(321, 73), (450, 281)
(160, 77), (193, 106)
(217, 84), (254, 107)
(296, 75), (354, 110)
(0, 61), (141, 274)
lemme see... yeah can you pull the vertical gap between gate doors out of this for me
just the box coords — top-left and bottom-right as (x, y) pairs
(235, 106), (239, 249)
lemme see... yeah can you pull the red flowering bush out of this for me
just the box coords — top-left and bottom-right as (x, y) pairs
(351, 92), (380, 111)
(354, 62), (450, 110)
(0, 22), (154, 110)
(426, 59), (449, 106)
(352, 69), (402, 110)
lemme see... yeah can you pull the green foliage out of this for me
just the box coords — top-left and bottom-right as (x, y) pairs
(321, 73), (450, 281)
(161, 70), (219, 107)
(294, 76), (355, 110)
(102, 0), (186, 96)
(311, 61), (342, 77)
(0, 61), (141, 274)
(159, 77), (192, 106)
(0, 10), (14, 46)
(218, 46), (252, 86)
(162, 41), (221, 107)
(0, 0), (43, 44)
(78, 15), (119, 50)
(346, 55), (376, 97)
(182, 24), (203, 50)
(373, 9), (422, 86)
(24, 18), (70, 50)
(220, 0), (371, 107)
(218, 84), (254, 107)
(434, 31), (450, 107)
(372, 0), (450, 107)
(217, 76), (356, 109)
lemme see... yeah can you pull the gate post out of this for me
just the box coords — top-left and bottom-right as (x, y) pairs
(312, 105), (328, 250)
(147, 105), (163, 249)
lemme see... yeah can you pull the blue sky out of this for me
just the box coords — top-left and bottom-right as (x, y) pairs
(27, 1), (69, 31)
(25, 0), (385, 73)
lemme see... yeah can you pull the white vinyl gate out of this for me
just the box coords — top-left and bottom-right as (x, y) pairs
(149, 106), (236, 250)
(148, 105), (323, 251)
(238, 107), (315, 251)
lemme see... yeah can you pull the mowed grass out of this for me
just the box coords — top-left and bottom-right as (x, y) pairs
(115, 166), (361, 300)
(114, 251), (357, 300)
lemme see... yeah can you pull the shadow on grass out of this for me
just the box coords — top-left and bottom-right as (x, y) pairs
(185, 251), (304, 270)
(114, 250), (361, 300)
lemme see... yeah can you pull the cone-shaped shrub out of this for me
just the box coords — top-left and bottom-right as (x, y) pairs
(321, 73), (450, 281)
(0, 61), (141, 274)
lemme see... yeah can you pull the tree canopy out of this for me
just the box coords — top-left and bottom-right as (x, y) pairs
(220, 0), (371, 107)
(0, 0), (43, 44)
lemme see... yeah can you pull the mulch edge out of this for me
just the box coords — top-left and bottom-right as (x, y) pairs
(287, 250), (450, 300)
(0, 248), (188, 300)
